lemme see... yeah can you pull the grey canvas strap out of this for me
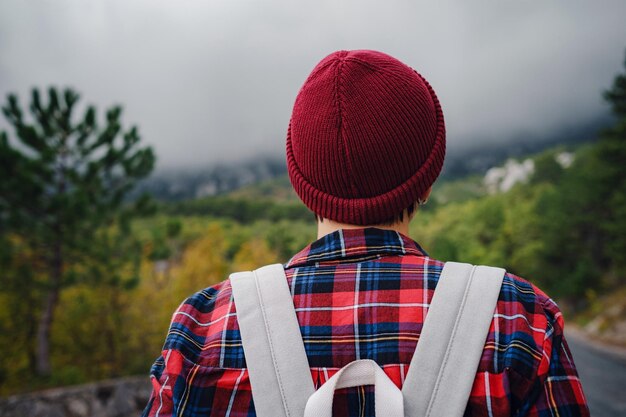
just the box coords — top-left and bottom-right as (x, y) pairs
(232, 261), (505, 417)
(402, 262), (505, 417)
(230, 263), (315, 417)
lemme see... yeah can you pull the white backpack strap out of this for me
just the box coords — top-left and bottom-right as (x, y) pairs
(230, 263), (315, 417)
(402, 262), (505, 417)
(304, 359), (403, 417)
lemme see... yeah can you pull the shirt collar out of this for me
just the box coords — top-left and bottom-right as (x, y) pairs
(286, 227), (429, 268)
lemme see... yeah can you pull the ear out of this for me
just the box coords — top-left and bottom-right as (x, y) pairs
(421, 185), (433, 201)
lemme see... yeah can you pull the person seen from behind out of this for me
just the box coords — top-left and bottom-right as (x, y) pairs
(142, 49), (589, 416)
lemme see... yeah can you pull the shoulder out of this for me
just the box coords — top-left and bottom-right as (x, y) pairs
(484, 269), (588, 414)
(162, 278), (236, 367)
(498, 270), (563, 341)
(484, 267), (566, 378)
(144, 279), (249, 417)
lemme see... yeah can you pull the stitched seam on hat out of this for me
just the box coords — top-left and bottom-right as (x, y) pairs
(306, 59), (337, 82)
(335, 59), (360, 197)
(343, 56), (379, 72)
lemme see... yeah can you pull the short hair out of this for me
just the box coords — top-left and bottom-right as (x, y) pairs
(315, 202), (417, 227)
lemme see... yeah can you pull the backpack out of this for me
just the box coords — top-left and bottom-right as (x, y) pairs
(230, 261), (505, 417)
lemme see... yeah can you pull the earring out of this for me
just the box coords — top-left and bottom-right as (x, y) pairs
(417, 197), (428, 206)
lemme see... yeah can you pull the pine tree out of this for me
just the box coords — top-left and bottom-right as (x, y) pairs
(598, 49), (626, 279)
(0, 87), (155, 376)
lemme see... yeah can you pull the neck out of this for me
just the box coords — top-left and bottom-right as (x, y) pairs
(317, 218), (411, 239)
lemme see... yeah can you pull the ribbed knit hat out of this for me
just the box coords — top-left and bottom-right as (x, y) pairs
(286, 49), (446, 225)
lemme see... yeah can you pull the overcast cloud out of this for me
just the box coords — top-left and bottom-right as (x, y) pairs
(1, 0), (625, 170)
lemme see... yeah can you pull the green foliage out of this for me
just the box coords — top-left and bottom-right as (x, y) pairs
(0, 87), (155, 379)
(429, 174), (487, 205)
(228, 175), (300, 202)
(603, 51), (626, 117)
(165, 195), (312, 223)
(530, 149), (565, 185)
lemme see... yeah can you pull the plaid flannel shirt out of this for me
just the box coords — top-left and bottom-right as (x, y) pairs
(142, 227), (589, 417)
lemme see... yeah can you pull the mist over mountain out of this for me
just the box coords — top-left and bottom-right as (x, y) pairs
(134, 157), (286, 201)
(136, 114), (609, 201)
(442, 114), (612, 178)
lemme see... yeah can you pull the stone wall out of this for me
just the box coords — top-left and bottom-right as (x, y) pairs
(0, 376), (152, 417)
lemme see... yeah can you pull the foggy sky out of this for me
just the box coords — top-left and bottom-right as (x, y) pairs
(1, 0), (625, 170)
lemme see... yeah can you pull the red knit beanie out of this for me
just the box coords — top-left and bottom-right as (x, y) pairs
(286, 50), (446, 225)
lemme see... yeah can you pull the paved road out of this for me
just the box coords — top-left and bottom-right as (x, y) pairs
(566, 332), (626, 417)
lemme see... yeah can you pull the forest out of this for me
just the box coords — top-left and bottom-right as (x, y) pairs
(0, 55), (624, 396)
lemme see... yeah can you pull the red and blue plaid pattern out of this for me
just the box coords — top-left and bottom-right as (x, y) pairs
(142, 227), (589, 416)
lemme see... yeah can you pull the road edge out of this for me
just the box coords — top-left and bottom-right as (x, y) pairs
(565, 325), (626, 362)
